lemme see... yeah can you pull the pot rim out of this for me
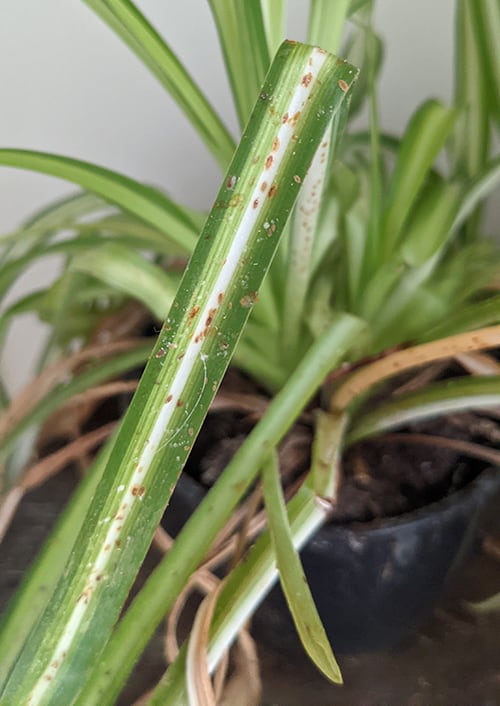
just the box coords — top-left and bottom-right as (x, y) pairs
(327, 464), (500, 536)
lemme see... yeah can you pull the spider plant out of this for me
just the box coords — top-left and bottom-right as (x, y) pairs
(0, 0), (499, 704)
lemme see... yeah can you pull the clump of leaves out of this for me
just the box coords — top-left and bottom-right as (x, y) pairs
(0, 1), (499, 704)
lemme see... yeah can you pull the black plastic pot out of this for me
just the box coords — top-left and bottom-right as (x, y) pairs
(163, 466), (500, 655)
(254, 466), (500, 654)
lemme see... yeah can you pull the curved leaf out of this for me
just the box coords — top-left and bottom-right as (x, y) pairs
(0, 149), (198, 252)
(83, 0), (235, 168)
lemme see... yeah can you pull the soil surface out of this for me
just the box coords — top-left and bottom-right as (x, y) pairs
(185, 369), (492, 524)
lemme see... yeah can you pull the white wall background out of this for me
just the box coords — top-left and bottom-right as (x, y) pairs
(0, 0), (496, 392)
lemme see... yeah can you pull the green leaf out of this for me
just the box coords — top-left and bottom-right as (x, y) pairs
(382, 100), (457, 253)
(348, 0), (372, 15)
(344, 17), (383, 120)
(83, 0), (235, 169)
(472, 0), (500, 124)
(282, 89), (353, 364)
(451, 156), (500, 234)
(70, 242), (177, 320)
(0, 149), (198, 252)
(261, 448), (342, 684)
(308, 0), (350, 54)
(260, 0), (285, 57)
(401, 179), (463, 266)
(309, 410), (346, 496)
(0, 191), (110, 272)
(347, 375), (500, 445)
(453, 0), (489, 195)
(421, 294), (500, 341)
(208, 0), (271, 128)
(451, 0), (492, 241)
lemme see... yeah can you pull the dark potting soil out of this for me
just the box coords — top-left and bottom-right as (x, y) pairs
(184, 369), (490, 525)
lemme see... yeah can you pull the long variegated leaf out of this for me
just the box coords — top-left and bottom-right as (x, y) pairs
(382, 100), (457, 253)
(0, 42), (358, 705)
(0, 150), (198, 252)
(347, 375), (500, 445)
(82, 0), (235, 169)
(70, 242), (177, 320)
(208, 0), (271, 128)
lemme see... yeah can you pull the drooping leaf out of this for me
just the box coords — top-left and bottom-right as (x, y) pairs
(0, 149), (198, 252)
(262, 450), (342, 683)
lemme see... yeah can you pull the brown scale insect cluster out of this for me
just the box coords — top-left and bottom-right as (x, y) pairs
(301, 72), (313, 87)
(194, 307), (218, 344)
(240, 291), (259, 308)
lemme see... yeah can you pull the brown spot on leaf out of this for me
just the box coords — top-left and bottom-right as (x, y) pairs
(260, 180), (268, 192)
(272, 136), (280, 152)
(188, 305), (200, 320)
(293, 174), (301, 184)
(268, 184), (278, 198)
(176, 399), (183, 407)
(265, 155), (273, 169)
(282, 112), (289, 124)
(338, 79), (349, 92)
(166, 394), (173, 403)
(132, 485), (145, 497)
(155, 348), (166, 358)
(253, 198), (259, 209)
(217, 292), (224, 304)
(301, 72), (313, 87)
